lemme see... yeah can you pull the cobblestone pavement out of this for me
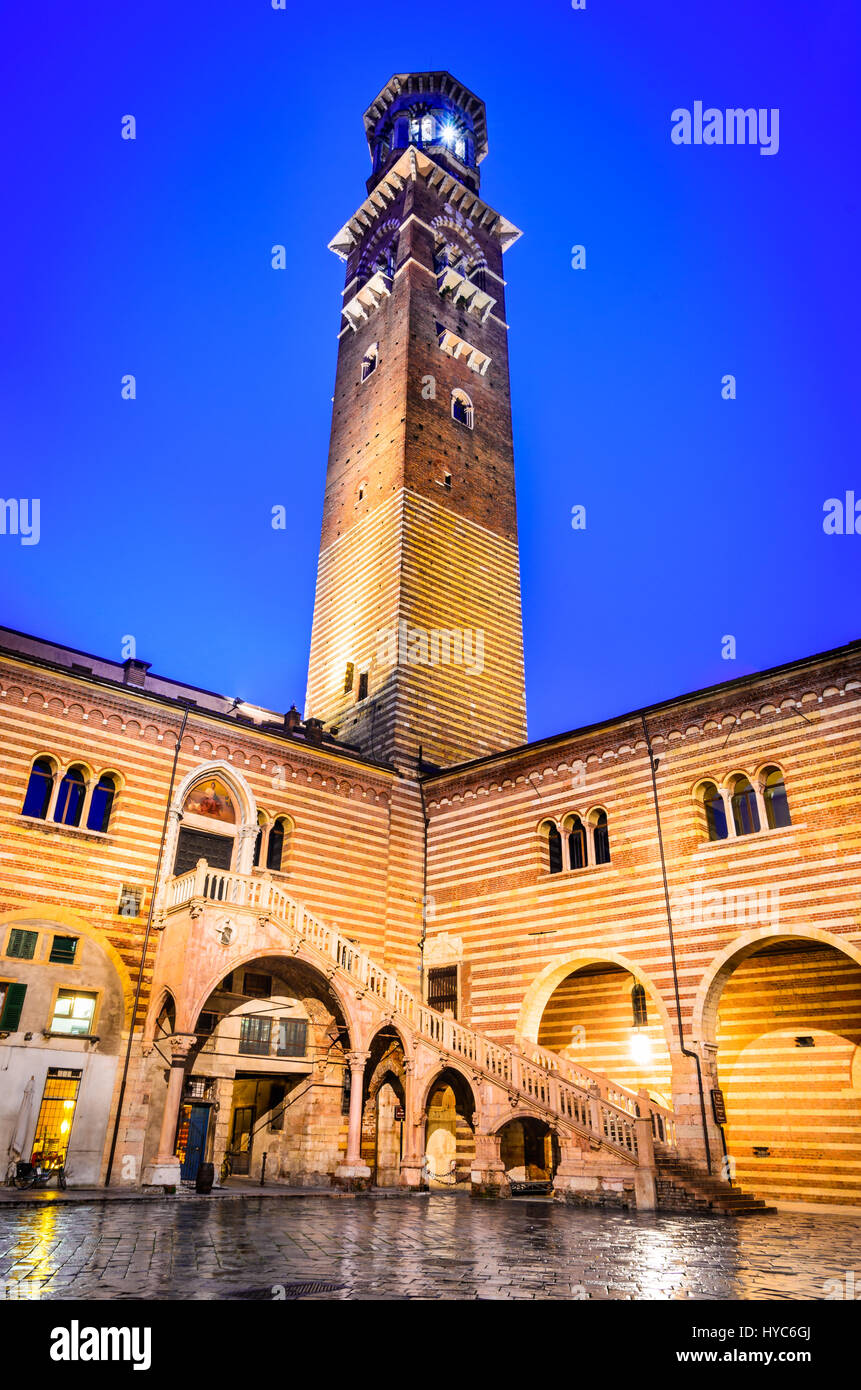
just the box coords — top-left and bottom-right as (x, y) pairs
(0, 1194), (858, 1300)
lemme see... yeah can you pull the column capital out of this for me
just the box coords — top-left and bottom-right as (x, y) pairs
(347, 1049), (370, 1071)
(167, 1033), (197, 1063)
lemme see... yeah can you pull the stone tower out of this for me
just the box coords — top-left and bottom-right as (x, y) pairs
(305, 72), (528, 769)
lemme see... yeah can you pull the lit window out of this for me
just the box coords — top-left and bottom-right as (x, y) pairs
(22, 758), (54, 819)
(50, 990), (97, 1036)
(421, 115), (434, 142)
(6, 928), (38, 960)
(49, 936), (78, 965)
(451, 389), (473, 429)
(631, 984), (648, 1028)
(86, 774), (116, 833)
(53, 766), (87, 827)
(762, 766), (791, 829)
(30, 1067), (81, 1167)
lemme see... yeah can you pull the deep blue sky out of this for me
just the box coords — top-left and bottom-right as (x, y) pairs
(2, 1), (858, 740)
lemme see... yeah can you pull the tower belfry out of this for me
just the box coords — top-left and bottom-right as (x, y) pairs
(305, 72), (527, 768)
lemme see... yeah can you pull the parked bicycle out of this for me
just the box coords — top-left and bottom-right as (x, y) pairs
(9, 1160), (67, 1190)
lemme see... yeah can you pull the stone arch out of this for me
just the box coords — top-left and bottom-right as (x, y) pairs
(692, 925), (861, 1048)
(515, 949), (675, 1052)
(416, 1060), (478, 1119)
(163, 760), (259, 883)
(182, 945), (361, 1050)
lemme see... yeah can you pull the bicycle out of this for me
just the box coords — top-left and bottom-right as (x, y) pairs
(11, 1160), (67, 1190)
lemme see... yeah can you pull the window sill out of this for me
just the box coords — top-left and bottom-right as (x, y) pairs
(543, 862), (615, 880)
(693, 824), (802, 854)
(41, 1030), (100, 1044)
(18, 816), (110, 843)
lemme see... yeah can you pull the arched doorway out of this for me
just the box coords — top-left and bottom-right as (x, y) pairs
(531, 960), (673, 1106)
(360, 1028), (408, 1187)
(705, 936), (861, 1208)
(424, 1068), (476, 1189)
(498, 1117), (558, 1191)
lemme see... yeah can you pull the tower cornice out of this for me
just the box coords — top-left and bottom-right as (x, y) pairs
(328, 148), (521, 261)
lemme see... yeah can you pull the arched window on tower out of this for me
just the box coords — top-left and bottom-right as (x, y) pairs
(451, 389), (473, 429)
(631, 984), (648, 1028)
(762, 765), (792, 829)
(421, 114), (434, 143)
(53, 766), (87, 827)
(360, 344), (378, 382)
(697, 780), (728, 841)
(86, 773), (117, 833)
(565, 815), (588, 871)
(21, 757), (55, 819)
(252, 810), (268, 867)
(730, 775), (760, 836)
(592, 809), (611, 865)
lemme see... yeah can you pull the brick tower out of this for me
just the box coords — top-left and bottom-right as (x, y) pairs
(305, 72), (528, 769)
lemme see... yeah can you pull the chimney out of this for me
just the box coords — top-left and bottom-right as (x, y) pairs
(284, 705), (301, 732)
(304, 717), (324, 745)
(122, 658), (151, 688)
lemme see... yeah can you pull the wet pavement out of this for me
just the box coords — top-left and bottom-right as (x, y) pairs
(0, 1194), (858, 1300)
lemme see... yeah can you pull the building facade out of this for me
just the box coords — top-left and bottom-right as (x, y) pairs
(1, 72), (859, 1212)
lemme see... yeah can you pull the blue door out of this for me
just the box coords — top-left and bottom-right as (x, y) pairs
(179, 1104), (210, 1181)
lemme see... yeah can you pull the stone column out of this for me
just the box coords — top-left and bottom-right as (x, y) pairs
(142, 1033), (197, 1189)
(334, 1051), (372, 1189)
(399, 1060), (424, 1188)
(719, 786), (737, 838)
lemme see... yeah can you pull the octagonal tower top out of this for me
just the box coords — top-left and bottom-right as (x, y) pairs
(363, 71), (488, 193)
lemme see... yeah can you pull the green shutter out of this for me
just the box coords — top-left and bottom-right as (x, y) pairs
(6, 929), (37, 960)
(0, 983), (27, 1030)
(49, 936), (78, 964)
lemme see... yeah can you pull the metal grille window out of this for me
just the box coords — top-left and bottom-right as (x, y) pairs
(427, 965), (458, 1017)
(631, 984), (648, 1029)
(31, 1068), (81, 1167)
(118, 885), (142, 917)
(50, 990), (96, 1036)
(357, 671), (369, 700)
(276, 1019), (307, 1058)
(49, 936), (78, 965)
(239, 1015), (272, 1056)
(6, 928), (38, 960)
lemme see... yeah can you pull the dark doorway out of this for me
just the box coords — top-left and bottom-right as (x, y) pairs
(174, 827), (233, 877)
(228, 1105), (255, 1176)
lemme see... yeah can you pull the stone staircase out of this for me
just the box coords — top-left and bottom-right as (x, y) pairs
(163, 863), (772, 1214)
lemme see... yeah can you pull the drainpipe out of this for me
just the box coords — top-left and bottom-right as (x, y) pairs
(417, 745), (429, 999)
(103, 701), (192, 1186)
(640, 713), (712, 1175)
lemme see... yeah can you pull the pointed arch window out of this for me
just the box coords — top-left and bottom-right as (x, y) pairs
(699, 781), (728, 841)
(86, 774), (117, 833)
(539, 820), (563, 875)
(53, 766), (87, 827)
(762, 766), (791, 829)
(451, 389), (474, 429)
(22, 758), (55, 819)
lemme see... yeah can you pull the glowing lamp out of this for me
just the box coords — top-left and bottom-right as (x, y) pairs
(630, 1031), (652, 1067)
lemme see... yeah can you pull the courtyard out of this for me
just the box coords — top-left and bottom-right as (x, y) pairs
(1, 1194), (858, 1301)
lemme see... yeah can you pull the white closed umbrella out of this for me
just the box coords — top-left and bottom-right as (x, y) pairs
(9, 1076), (35, 1161)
